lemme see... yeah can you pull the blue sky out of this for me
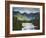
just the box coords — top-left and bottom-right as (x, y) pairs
(13, 7), (40, 14)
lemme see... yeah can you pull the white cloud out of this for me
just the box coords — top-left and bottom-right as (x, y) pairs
(13, 7), (40, 14)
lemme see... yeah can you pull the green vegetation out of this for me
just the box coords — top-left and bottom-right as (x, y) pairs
(13, 16), (22, 30)
(13, 13), (40, 30)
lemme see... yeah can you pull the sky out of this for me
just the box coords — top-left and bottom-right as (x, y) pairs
(13, 7), (40, 14)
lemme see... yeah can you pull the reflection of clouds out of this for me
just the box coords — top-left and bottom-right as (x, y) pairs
(13, 7), (40, 14)
(22, 23), (36, 30)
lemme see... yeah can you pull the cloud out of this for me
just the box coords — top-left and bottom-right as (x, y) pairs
(13, 7), (40, 14)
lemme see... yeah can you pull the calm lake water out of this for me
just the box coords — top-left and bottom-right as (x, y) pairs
(22, 23), (36, 30)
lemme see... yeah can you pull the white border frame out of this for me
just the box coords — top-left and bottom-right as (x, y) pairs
(10, 4), (43, 34)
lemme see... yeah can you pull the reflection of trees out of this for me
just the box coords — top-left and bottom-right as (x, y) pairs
(34, 15), (40, 29)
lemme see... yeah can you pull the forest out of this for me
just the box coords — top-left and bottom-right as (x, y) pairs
(13, 11), (40, 31)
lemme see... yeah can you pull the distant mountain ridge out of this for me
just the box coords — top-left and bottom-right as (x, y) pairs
(13, 11), (40, 17)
